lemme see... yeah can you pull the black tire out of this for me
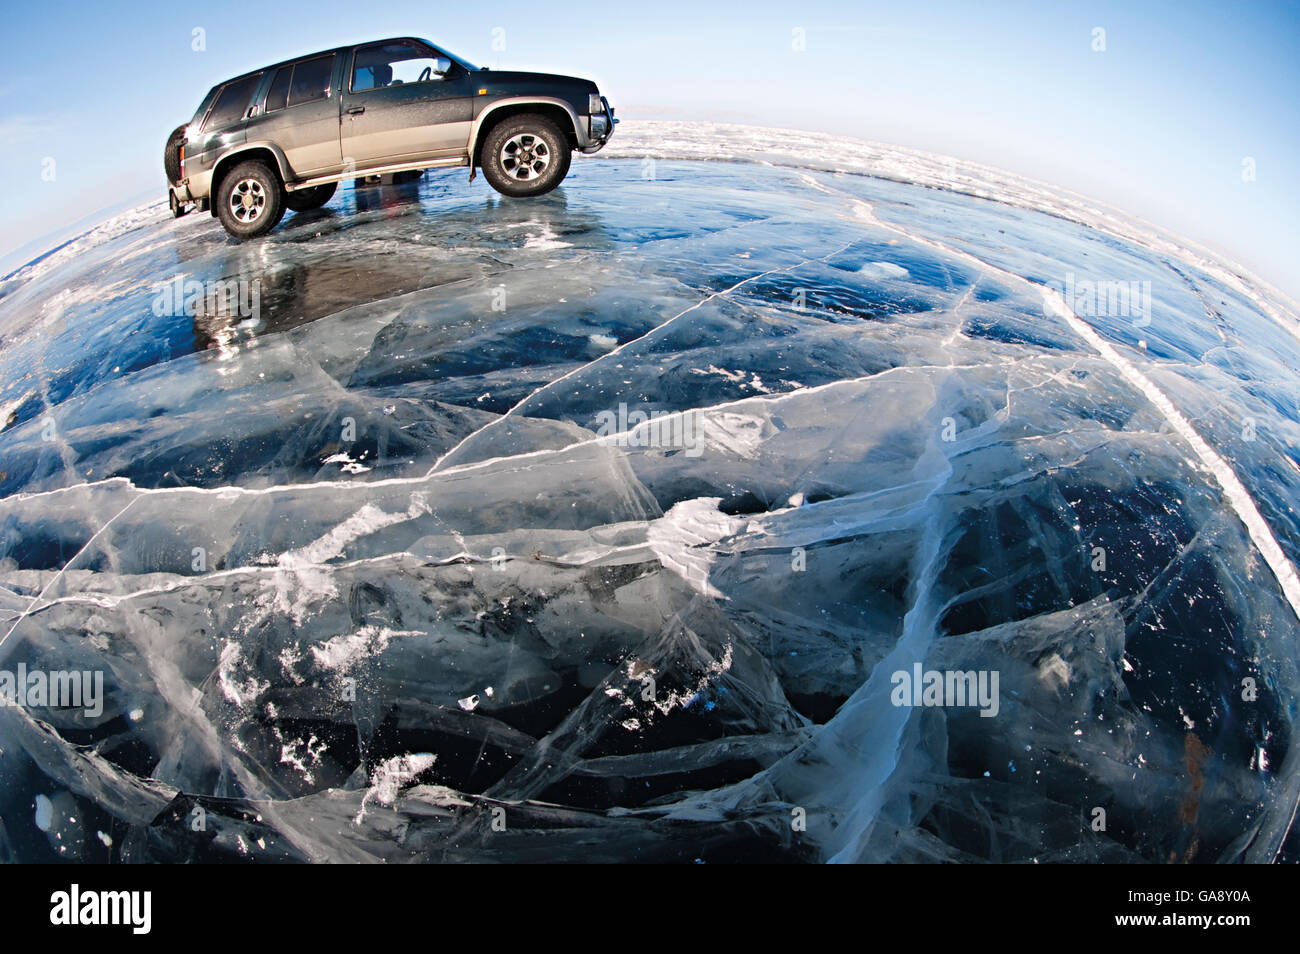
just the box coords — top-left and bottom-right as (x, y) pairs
(216, 160), (285, 239)
(481, 114), (571, 198)
(284, 182), (337, 213)
(169, 190), (187, 219)
(164, 124), (186, 185)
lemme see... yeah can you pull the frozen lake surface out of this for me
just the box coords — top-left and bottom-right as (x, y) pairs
(2, 122), (1299, 862)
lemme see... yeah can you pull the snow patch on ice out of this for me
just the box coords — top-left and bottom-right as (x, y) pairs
(288, 499), (428, 564)
(263, 495), (432, 623)
(310, 625), (421, 674)
(218, 641), (270, 707)
(647, 497), (743, 597)
(859, 261), (910, 279)
(355, 753), (437, 824)
(34, 794), (53, 831)
(521, 223), (572, 250)
(321, 452), (371, 475)
(699, 412), (765, 459)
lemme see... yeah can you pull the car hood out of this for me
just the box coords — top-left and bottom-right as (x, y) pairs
(469, 70), (598, 98)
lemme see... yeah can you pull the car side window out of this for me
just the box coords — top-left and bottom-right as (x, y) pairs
(204, 74), (261, 131)
(288, 55), (334, 107)
(265, 67), (292, 112)
(351, 41), (442, 92)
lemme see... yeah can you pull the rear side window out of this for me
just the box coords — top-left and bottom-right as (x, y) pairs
(265, 67), (292, 112)
(288, 55), (334, 106)
(204, 74), (261, 130)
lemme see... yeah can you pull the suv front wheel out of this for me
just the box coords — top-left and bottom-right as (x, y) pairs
(481, 115), (572, 198)
(216, 160), (285, 239)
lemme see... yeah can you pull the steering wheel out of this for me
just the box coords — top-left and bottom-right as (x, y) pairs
(418, 66), (432, 82)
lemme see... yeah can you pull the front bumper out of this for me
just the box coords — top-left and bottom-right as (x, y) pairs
(579, 96), (618, 154)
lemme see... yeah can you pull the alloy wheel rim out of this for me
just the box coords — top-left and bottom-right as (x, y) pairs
(500, 134), (551, 180)
(229, 178), (266, 223)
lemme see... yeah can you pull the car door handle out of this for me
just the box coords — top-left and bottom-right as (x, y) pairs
(347, 106), (365, 115)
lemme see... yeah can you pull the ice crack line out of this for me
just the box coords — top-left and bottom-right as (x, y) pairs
(425, 238), (860, 474)
(0, 354), (1046, 513)
(812, 177), (1300, 634)
(1041, 286), (1300, 619)
(0, 496), (139, 656)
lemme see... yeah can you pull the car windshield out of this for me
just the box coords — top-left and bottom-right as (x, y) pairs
(424, 40), (477, 72)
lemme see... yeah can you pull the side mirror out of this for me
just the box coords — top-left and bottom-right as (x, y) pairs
(433, 56), (451, 77)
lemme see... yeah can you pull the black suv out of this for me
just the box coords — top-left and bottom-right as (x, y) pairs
(164, 37), (616, 238)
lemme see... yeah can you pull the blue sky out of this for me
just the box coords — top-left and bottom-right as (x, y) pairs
(2, 0), (1297, 296)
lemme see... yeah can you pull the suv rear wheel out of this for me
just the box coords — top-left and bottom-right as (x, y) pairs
(216, 160), (285, 239)
(284, 182), (337, 213)
(481, 115), (571, 198)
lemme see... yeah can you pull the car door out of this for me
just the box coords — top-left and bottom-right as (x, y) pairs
(340, 40), (473, 168)
(244, 52), (343, 178)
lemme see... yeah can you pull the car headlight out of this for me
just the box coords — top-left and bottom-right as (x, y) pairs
(590, 114), (610, 137)
(588, 93), (603, 115)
